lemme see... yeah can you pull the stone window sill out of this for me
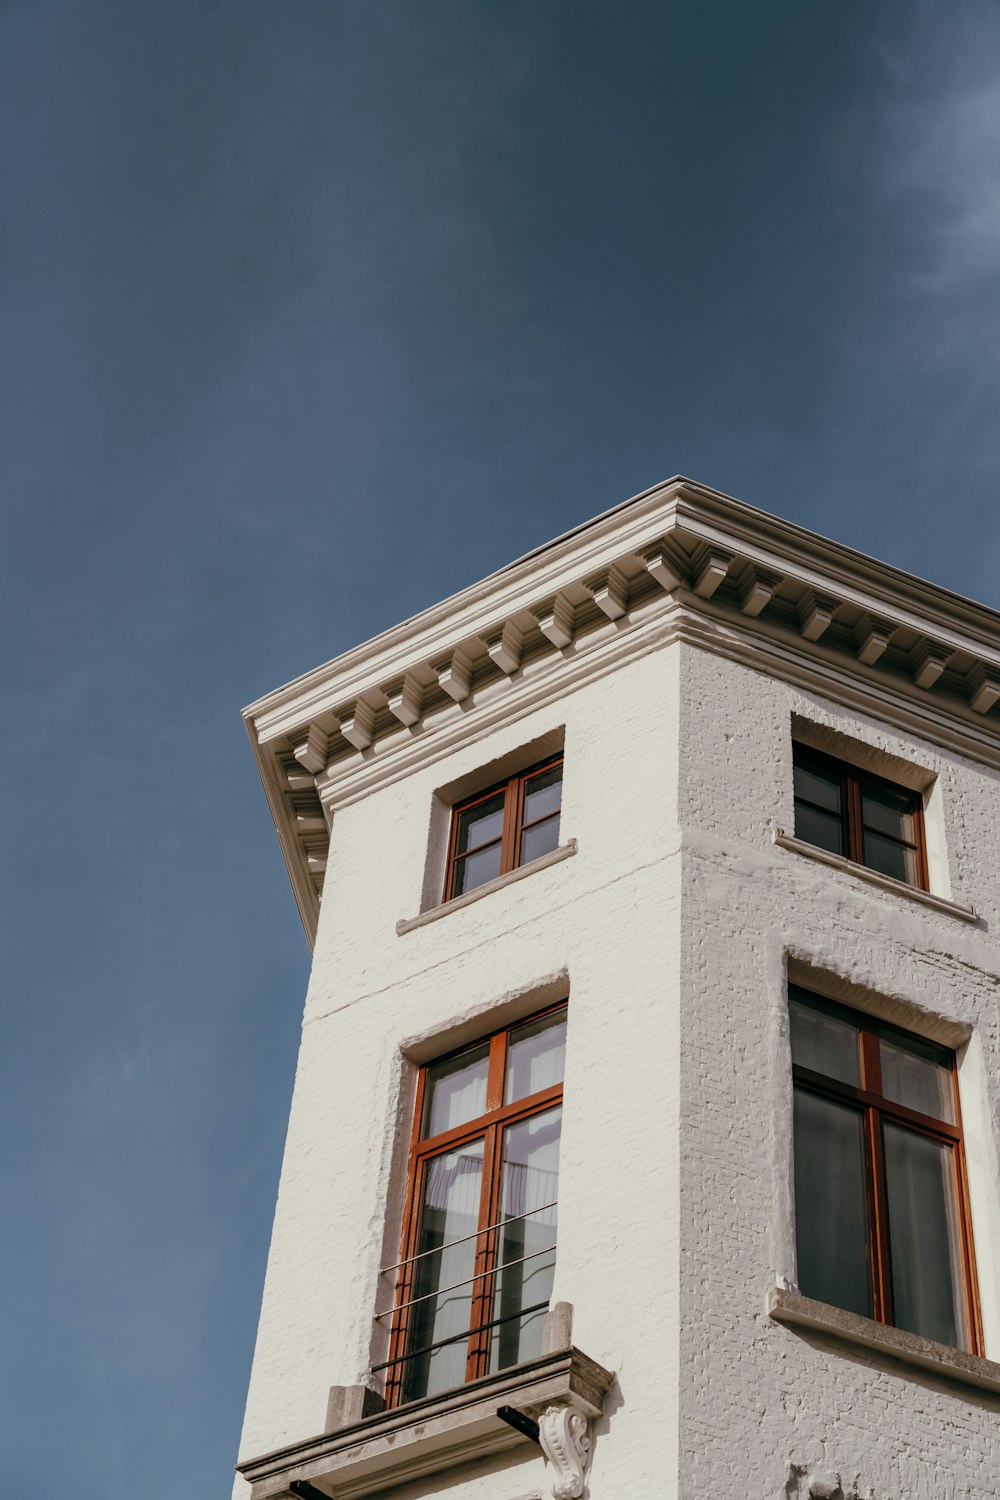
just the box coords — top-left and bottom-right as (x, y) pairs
(236, 1342), (613, 1500)
(397, 840), (578, 935)
(767, 1287), (1000, 1396)
(772, 829), (977, 924)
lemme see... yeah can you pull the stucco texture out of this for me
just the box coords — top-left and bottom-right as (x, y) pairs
(233, 639), (1000, 1497)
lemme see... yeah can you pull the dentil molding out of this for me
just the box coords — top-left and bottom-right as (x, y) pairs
(243, 476), (1000, 945)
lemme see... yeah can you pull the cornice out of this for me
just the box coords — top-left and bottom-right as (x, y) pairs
(243, 476), (1000, 946)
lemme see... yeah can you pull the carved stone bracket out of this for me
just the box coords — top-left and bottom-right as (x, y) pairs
(537, 1403), (592, 1500)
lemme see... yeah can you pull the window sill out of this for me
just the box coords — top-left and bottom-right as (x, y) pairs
(397, 840), (578, 935)
(772, 829), (977, 924)
(767, 1287), (1000, 1396)
(236, 1343), (614, 1500)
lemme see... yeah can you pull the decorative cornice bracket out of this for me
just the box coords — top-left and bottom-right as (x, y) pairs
(912, 641), (953, 691)
(292, 721), (329, 775)
(534, 594), (576, 650)
(586, 566), (630, 622)
(384, 672), (424, 727)
(641, 544), (683, 593)
(338, 699), (378, 752)
(854, 616), (895, 666)
(738, 564), (781, 618)
(692, 548), (731, 598)
(968, 664), (1000, 715)
(797, 590), (838, 642)
(537, 1403), (593, 1500)
(485, 618), (528, 676)
(436, 647), (476, 704)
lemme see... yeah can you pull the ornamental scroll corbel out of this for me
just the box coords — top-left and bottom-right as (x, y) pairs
(537, 1403), (592, 1500)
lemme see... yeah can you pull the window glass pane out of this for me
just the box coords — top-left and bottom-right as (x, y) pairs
(452, 841), (503, 897)
(520, 814), (560, 866)
(403, 1141), (485, 1401)
(523, 765), (563, 825)
(862, 781), (916, 843)
(794, 803), (844, 857)
(883, 1123), (968, 1350)
(789, 994), (861, 1086)
(455, 793), (505, 856)
(793, 758), (842, 814)
(422, 1044), (490, 1139)
(505, 1010), (567, 1104)
(862, 831), (916, 885)
(489, 1106), (561, 1373)
(793, 1088), (871, 1318)
(878, 1028), (955, 1123)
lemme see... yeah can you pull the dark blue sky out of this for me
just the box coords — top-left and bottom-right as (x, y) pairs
(2, 3), (998, 1495)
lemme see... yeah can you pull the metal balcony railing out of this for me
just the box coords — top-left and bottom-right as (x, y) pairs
(371, 1199), (558, 1388)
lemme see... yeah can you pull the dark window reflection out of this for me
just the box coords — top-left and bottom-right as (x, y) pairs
(884, 1124), (968, 1349)
(793, 1089), (872, 1319)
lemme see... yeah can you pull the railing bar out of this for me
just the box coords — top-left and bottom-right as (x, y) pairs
(379, 1200), (558, 1275)
(370, 1301), (550, 1373)
(375, 1244), (557, 1319)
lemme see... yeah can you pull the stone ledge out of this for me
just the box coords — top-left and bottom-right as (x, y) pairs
(772, 828), (978, 923)
(396, 840), (578, 934)
(767, 1287), (1000, 1395)
(236, 1344), (614, 1500)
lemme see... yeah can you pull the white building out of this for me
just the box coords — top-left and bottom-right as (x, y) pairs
(233, 477), (1000, 1500)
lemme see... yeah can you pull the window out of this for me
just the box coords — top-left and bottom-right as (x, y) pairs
(380, 1005), (566, 1407)
(443, 755), (563, 901)
(789, 986), (981, 1353)
(792, 743), (927, 889)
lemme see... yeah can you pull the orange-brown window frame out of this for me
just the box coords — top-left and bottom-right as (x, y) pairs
(443, 754), (564, 903)
(791, 987), (983, 1355)
(380, 1002), (566, 1408)
(792, 743), (929, 890)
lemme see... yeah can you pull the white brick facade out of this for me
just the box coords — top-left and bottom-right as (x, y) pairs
(234, 480), (1000, 1499)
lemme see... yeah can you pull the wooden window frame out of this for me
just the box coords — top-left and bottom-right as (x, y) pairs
(792, 742), (929, 891)
(442, 754), (564, 903)
(382, 1002), (567, 1409)
(790, 987), (983, 1355)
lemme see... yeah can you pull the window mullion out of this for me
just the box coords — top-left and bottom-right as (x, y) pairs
(948, 1059), (983, 1356)
(485, 1031), (506, 1113)
(846, 772), (864, 865)
(859, 1020), (883, 1097)
(858, 1021), (892, 1324)
(953, 1136), (985, 1356)
(386, 1150), (428, 1408)
(442, 805), (463, 902)
(467, 1121), (503, 1383)
(912, 796), (931, 890)
(867, 1105), (894, 1327)
(510, 775), (527, 873)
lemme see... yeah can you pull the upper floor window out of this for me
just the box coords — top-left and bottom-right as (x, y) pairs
(381, 1004), (566, 1406)
(444, 755), (563, 901)
(792, 743), (927, 890)
(790, 986), (981, 1353)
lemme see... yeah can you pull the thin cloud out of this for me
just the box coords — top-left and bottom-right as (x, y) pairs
(875, 6), (1000, 319)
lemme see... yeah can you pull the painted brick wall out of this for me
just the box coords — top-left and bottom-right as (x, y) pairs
(233, 635), (1000, 1499)
(677, 642), (1000, 1499)
(232, 643), (683, 1499)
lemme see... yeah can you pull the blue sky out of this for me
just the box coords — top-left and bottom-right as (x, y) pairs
(2, 2), (999, 1495)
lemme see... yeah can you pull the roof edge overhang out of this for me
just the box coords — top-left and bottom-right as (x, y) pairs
(243, 476), (1000, 945)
